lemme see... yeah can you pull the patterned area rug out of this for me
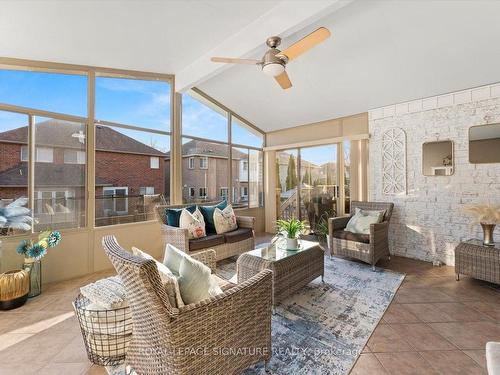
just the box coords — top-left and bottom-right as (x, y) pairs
(107, 256), (404, 375)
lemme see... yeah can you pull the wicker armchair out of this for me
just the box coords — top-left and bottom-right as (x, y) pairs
(155, 204), (255, 261)
(328, 201), (394, 270)
(102, 235), (272, 375)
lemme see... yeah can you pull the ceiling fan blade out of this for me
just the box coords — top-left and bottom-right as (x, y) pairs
(211, 57), (261, 65)
(277, 27), (331, 61)
(274, 71), (292, 90)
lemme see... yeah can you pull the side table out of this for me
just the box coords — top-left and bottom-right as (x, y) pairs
(454, 239), (500, 285)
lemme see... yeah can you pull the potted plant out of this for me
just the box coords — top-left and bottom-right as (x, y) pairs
(463, 203), (500, 246)
(276, 218), (305, 250)
(313, 213), (330, 250)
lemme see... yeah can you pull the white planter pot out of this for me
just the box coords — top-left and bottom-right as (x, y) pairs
(286, 238), (298, 250)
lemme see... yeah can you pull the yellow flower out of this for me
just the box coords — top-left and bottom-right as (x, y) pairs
(38, 240), (48, 249)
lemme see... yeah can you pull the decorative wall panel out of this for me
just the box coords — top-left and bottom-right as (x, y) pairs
(381, 128), (407, 195)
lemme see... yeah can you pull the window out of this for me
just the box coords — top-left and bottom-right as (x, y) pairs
(199, 157), (208, 169)
(64, 150), (86, 164)
(232, 147), (263, 208)
(188, 187), (195, 198)
(182, 138), (228, 203)
(95, 126), (169, 227)
(188, 157), (195, 169)
(182, 90), (228, 142)
(34, 119), (85, 230)
(140, 187), (155, 195)
(199, 187), (207, 198)
(232, 118), (263, 148)
(21, 146), (29, 162)
(103, 187), (128, 214)
(220, 187), (228, 200)
(0, 110), (30, 236)
(150, 156), (160, 169)
(95, 76), (171, 132)
(35, 147), (53, 163)
(0, 69), (87, 116)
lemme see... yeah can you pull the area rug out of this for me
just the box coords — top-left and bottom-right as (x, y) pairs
(106, 256), (404, 375)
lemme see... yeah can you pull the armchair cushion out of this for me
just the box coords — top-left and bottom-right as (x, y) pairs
(198, 200), (227, 234)
(223, 227), (253, 244)
(332, 229), (370, 244)
(165, 205), (196, 227)
(163, 243), (187, 274)
(189, 234), (225, 251)
(345, 207), (385, 235)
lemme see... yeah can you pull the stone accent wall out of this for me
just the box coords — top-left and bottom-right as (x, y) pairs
(369, 83), (500, 265)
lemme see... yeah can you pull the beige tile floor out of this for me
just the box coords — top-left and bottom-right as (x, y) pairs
(0, 237), (498, 375)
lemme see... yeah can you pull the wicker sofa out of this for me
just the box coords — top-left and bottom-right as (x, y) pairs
(328, 201), (394, 270)
(102, 235), (273, 375)
(155, 204), (255, 261)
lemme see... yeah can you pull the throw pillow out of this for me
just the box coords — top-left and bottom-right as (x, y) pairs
(214, 204), (238, 234)
(164, 205), (196, 227)
(80, 276), (127, 309)
(132, 247), (184, 308)
(179, 207), (206, 239)
(177, 255), (223, 304)
(198, 200), (227, 234)
(162, 243), (186, 275)
(345, 208), (385, 235)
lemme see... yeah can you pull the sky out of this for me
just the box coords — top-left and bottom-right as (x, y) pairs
(0, 69), (263, 151)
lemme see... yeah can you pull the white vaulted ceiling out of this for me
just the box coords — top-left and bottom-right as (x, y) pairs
(2, 0), (500, 132)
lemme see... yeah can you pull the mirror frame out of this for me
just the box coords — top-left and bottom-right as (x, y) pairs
(468, 123), (500, 164)
(422, 140), (454, 176)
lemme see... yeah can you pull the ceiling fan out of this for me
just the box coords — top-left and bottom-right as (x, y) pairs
(211, 27), (331, 90)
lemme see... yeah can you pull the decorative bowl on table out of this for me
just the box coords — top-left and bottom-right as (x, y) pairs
(0, 269), (30, 310)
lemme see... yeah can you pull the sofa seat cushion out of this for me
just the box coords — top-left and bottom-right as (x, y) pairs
(223, 228), (253, 244)
(332, 230), (370, 244)
(189, 234), (225, 251)
(213, 275), (236, 292)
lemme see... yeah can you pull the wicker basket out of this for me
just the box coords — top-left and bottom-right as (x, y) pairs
(73, 293), (132, 366)
(0, 269), (29, 310)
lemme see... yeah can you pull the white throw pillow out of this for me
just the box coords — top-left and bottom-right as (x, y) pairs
(179, 207), (206, 239)
(345, 208), (385, 235)
(214, 204), (238, 234)
(177, 255), (223, 305)
(132, 247), (184, 308)
(162, 243), (187, 275)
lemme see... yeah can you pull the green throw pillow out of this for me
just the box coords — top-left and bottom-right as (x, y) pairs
(165, 205), (196, 227)
(345, 208), (385, 235)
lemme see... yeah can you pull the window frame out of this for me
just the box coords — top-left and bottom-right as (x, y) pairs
(181, 88), (265, 208)
(199, 187), (207, 199)
(188, 157), (195, 169)
(0, 59), (174, 236)
(199, 156), (208, 170)
(64, 149), (86, 165)
(103, 186), (129, 215)
(150, 156), (160, 169)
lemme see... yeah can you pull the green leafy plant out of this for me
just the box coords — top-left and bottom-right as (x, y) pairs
(276, 218), (305, 239)
(314, 213), (329, 241)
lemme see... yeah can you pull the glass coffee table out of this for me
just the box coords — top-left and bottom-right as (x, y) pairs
(237, 239), (324, 307)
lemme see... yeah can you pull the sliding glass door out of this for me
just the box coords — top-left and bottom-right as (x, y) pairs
(299, 144), (338, 232)
(275, 140), (367, 234)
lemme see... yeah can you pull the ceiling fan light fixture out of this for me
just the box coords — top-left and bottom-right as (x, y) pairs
(262, 62), (285, 77)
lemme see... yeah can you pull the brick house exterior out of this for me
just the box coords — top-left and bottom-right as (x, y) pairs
(165, 139), (250, 206)
(0, 120), (166, 228)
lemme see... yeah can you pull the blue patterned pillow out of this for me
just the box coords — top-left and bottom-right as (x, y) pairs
(198, 200), (228, 234)
(165, 205), (196, 227)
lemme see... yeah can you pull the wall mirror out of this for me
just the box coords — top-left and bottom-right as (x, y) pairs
(469, 123), (500, 163)
(422, 141), (454, 176)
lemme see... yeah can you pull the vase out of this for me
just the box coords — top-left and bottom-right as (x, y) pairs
(481, 223), (496, 247)
(23, 258), (41, 298)
(0, 269), (30, 310)
(286, 238), (298, 250)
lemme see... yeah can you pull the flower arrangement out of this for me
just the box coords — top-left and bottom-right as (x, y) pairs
(16, 230), (62, 261)
(463, 204), (500, 225)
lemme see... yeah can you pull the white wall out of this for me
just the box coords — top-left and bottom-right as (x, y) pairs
(369, 83), (500, 265)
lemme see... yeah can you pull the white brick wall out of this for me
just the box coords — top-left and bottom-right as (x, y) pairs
(369, 83), (500, 265)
